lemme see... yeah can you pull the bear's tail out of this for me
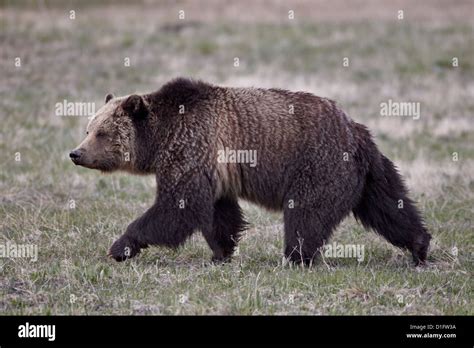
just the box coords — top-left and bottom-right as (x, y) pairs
(352, 124), (431, 265)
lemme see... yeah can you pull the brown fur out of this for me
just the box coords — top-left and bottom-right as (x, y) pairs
(71, 77), (431, 266)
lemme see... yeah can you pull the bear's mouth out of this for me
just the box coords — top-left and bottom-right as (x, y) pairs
(70, 157), (81, 165)
(70, 156), (94, 169)
(85, 159), (116, 172)
(70, 153), (119, 172)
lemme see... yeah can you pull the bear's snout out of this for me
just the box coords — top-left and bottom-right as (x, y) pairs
(69, 149), (83, 164)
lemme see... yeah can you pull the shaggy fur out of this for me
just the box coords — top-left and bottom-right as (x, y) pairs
(71, 77), (431, 266)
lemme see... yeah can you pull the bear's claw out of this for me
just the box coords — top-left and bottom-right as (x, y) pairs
(108, 236), (141, 262)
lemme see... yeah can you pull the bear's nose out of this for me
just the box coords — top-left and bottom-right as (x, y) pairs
(69, 149), (82, 161)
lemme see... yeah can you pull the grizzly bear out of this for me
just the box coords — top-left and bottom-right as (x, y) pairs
(70, 78), (431, 266)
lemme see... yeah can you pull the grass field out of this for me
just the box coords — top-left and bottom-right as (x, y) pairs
(0, 0), (473, 315)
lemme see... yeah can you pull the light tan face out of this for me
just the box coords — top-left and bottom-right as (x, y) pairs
(70, 96), (133, 172)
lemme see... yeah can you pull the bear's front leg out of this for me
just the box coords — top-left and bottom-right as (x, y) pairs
(202, 197), (247, 263)
(108, 230), (147, 262)
(108, 173), (214, 262)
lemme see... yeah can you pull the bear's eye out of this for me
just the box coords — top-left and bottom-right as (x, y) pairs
(96, 131), (106, 138)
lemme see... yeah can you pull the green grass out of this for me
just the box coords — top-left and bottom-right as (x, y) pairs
(0, 2), (473, 315)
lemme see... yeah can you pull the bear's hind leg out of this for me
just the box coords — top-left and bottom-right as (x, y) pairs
(283, 190), (355, 266)
(283, 206), (330, 265)
(203, 197), (247, 263)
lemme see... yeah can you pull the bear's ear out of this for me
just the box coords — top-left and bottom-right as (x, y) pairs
(105, 93), (114, 104)
(122, 94), (148, 119)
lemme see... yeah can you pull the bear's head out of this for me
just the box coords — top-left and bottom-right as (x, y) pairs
(70, 93), (148, 173)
